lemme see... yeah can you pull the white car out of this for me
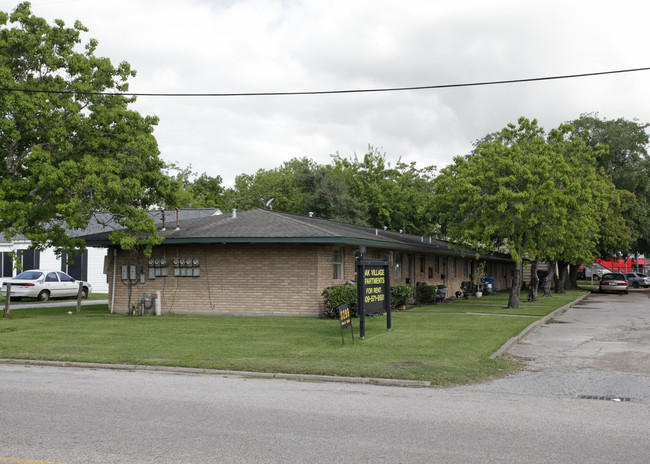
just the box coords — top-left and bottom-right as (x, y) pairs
(624, 272), (649, 289)
(1, 270), (92, 302)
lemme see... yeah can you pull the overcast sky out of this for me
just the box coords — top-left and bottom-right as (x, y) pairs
(5, 0), (650, 185)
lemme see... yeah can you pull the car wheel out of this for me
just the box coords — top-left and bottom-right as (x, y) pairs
(37, 290), (50, 302)
(624, 290), (629, 294)
(10, 296), (22, 302)
(81, 287), (89, 299)
(633, 282), (640, 288)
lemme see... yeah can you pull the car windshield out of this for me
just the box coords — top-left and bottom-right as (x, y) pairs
(637, 273), (647, 277)
(14, 271), (43, 280)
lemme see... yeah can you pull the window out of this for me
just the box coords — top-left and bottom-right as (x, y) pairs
(332, 248), (344, 280)
(464, 259), (469, 278)
(420, 255), (425, 273)
(434, 256), (440, 274)
(21, 250), (40, 270)
(2, 252), (13, 278)
(451, 258), (457, 278)
(394, 252), (402, 279)
(58, 272), (75, 282)
(62, 250), (88, 281)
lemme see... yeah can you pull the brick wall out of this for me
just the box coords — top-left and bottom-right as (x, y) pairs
(106, 243), (513, 316)
(109, 243), (343, 317)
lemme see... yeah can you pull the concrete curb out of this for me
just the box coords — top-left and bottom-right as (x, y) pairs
(489, 292), (591, 359)
(0, 358), (432, 388)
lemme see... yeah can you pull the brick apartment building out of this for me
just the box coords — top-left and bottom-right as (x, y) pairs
(82, 209), (515, 316)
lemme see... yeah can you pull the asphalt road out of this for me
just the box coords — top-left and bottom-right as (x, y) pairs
(0, 289), (648, 463)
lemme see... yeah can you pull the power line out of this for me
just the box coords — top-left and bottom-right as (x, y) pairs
(1, 66), (649, 98)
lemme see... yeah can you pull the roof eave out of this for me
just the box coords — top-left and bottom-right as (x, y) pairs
(84, 236), (512, 260)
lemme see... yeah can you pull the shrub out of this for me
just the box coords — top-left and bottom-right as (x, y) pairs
(416, 284), (436, 304)
(321, 284), (357, 319)
(461, 280), (474, 295)
(391, 285), (415, 308)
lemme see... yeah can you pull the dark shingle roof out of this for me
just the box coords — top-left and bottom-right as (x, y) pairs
(0, 209), (221, 242)
(80, 209), (512, 260)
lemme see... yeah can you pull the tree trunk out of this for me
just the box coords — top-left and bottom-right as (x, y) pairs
(542, 261), (554, 298)
(528, 259), (539, 302)
(560, 261), (570, 292)
(554, 261), (568, 294)
(567, 264), (579, 290)
(507, 261), (522, 309)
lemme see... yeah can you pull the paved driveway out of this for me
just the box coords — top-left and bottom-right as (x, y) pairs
(461, 288), (650, 403)
(507, 288), (650, 374)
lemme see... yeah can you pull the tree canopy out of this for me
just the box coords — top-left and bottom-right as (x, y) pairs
(175, 148), (438, 236)
(327, 148), (437, 234)
(0, 2), (178, 255)
(432, 118), (624, 308)
(568, 113), (650, 256)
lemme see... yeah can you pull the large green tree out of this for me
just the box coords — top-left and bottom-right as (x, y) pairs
(223, 157), (313, 213)
(166, 163), (225, 209)
(568, 113), (650, 256)
(432, 118), (623, 308)
(328, 147), (438, 235)
(292, 161), (368, 224)
(215, 149), (437, 235)
(0, 3), (178, 255)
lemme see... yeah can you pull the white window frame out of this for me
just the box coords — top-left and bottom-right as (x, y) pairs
(394, 252), (402, 280)
(332, 248), (344, 280)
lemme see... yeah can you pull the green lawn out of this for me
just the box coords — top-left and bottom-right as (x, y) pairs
(0, 290), (588, 386)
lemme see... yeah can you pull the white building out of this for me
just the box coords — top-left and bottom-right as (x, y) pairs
(1, 209), (221, 294)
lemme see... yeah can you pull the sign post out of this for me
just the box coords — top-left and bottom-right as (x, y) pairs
(338, 303), (354, 345)
(356, 248), (391, 339)
(3, 283), (11, 319)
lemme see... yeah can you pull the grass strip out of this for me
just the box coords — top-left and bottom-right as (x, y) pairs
(0, 290), (587, 386)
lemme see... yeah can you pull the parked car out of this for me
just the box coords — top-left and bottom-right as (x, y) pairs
(1, 270), (92, 302)
(624, 272), (649, 288)
(578, 264), (609, 281)
(598, 273), (628, 294)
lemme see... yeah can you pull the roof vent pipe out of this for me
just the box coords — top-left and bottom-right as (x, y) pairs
(383, 226), (387, 230)
(375, 229), (378, 235)
(308, 212), (314, 218)
(232, 208), (237, 219)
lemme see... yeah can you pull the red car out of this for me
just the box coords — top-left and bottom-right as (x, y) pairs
(598, 273), (629, 294)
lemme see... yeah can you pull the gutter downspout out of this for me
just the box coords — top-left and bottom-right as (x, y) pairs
(110, 247), (117, 314)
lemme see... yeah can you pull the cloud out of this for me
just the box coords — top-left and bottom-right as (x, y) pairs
(17, 0), (650, 185)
